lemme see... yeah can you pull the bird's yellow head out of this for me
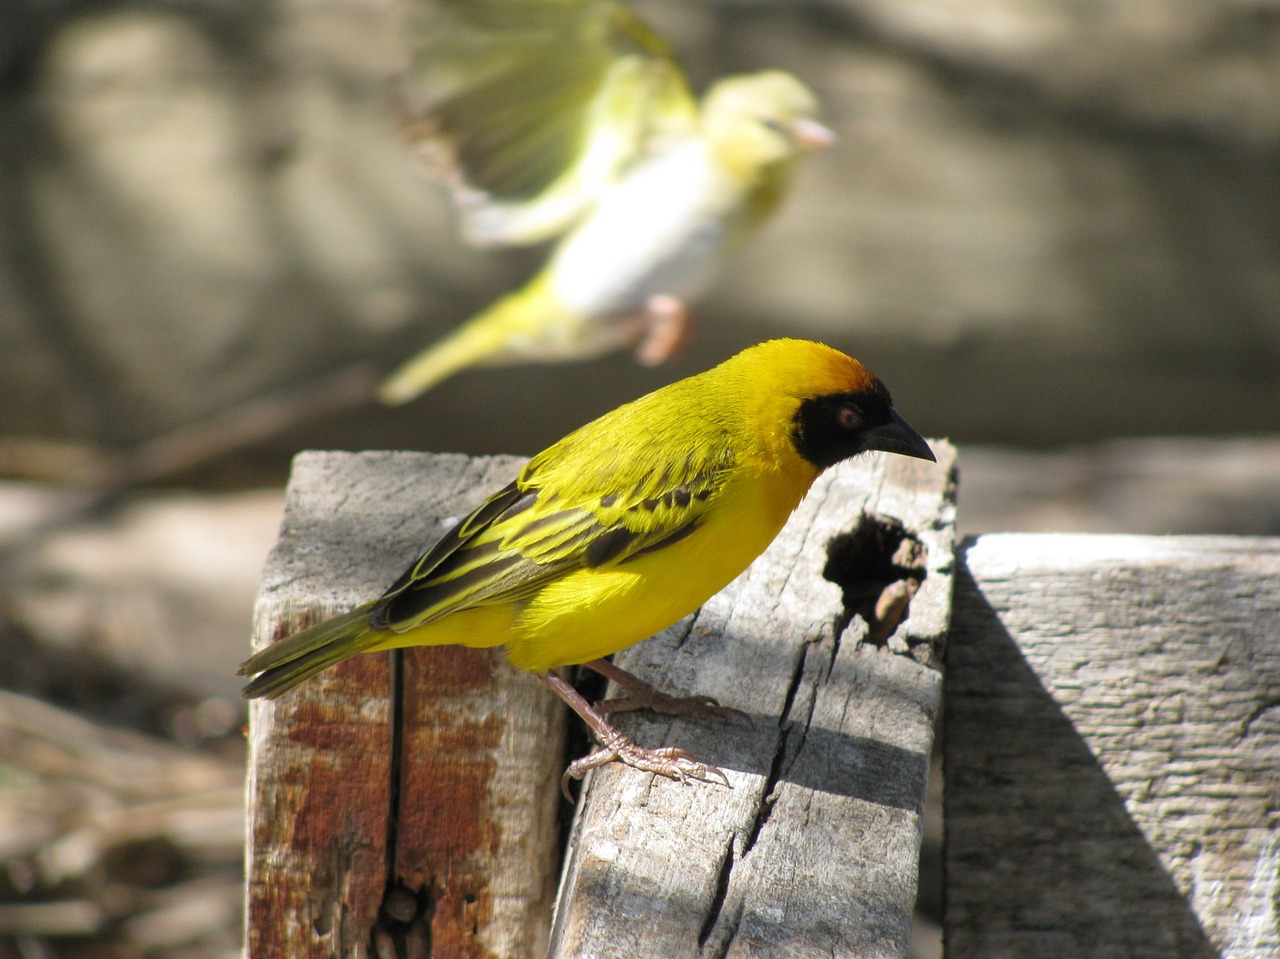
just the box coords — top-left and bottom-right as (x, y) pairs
(724, 339), (936, 471)
(700, 71), (834, 174)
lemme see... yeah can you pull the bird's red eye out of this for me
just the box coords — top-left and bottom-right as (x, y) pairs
(837, 405), (861, 430)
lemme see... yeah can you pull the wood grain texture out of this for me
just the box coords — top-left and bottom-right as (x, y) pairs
(947, 534), (1280, 959)
(548, 444), (958, 959)
(246, 451), (563, 959)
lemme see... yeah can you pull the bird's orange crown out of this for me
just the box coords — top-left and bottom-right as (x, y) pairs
(729, 338), (879, 400)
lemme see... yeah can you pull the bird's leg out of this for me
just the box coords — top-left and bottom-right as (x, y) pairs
(633, 295), (692, 366)
(538, 671), (728, 800)
(583, 658), (750, 724)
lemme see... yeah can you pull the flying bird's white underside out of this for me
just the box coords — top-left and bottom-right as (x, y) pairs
(550, 140), (734, 321)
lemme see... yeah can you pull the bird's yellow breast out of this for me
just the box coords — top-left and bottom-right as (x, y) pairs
(504, 459), (815, 673)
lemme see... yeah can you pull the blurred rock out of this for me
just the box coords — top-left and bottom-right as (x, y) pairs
(959, 436), (1280, 534)
(0, 688), (243, 959)
(0, 0), (1276, 467)
(0, 484), (283, 703)
(835, 0), (1280, 142)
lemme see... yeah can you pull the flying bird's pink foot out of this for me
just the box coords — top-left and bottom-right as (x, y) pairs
(634, 295), (693, 365)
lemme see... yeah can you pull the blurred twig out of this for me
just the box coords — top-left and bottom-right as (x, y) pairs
(0, 688), (243, 955)
(75, 362), (381, 490)
(1, 362), (379, 489)
(0, 438), (101, 481)
(0, 362), (380, 560)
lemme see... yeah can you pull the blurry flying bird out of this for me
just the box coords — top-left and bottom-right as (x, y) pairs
(379, 0), (834, 404)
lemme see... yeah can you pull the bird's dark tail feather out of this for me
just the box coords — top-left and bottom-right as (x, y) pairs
(239, 606), (379, 699)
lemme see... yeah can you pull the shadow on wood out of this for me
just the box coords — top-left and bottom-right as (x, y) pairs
(550, 446), (959, 958)
(947, 581), (1219, 957)
(946, 535), (1280, 959)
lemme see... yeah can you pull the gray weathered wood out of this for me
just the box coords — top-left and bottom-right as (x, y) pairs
(246, 451), (564, 959)
(548, 444), (958, 958)
(947, 533), (1280, 959)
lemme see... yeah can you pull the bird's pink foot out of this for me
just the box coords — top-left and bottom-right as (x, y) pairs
(561, 727), (729, 799)
(539, 669), (732, 800)
(585, 658), (750, 724)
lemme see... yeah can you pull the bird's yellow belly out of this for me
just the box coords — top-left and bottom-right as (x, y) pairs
(504, 473), (807, 673)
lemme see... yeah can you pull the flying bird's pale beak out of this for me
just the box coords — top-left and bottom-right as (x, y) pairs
(790, 118), (838, 151)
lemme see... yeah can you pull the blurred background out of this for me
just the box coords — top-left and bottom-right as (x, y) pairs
(1, 0), (1279, 956)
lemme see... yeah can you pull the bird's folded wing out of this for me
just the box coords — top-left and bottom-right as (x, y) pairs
(369, 447), (730, 632)
(397, 0), (697, 246)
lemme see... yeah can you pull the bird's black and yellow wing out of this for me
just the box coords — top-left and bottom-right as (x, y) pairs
(369, 431), (736, 631)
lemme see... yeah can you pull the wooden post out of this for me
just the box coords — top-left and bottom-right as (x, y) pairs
(548, 445), (959, 957)
(946, 534), (1280, 959)
(245, 452), (564, 958)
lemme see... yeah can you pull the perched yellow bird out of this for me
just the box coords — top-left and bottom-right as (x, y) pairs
(244, 339), (934, 788)
(378, 0), (834, 404)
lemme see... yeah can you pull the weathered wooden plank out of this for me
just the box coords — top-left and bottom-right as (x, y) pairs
(946, 534), (1280, 959)
(548, 444), (958, 958)
(245, 451), (563, 959)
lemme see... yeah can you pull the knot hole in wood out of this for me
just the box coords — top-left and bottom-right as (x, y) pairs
(822, 514), (934, 664)
(372, 880), (433, 958)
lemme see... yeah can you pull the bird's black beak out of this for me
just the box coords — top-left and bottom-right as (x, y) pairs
(865, 409), (936, 462)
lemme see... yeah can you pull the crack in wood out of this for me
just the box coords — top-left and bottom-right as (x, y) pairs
(386, 650), (405, 890)
(696, 838), (740, 953)
(373, 882), (433, 959)
(1239, 694), (1280, 740)
(372, 647), (418, 957)
(370, 650), (440, 959)
(697, 508), (939, 955)
(746, 644), (811, 843)
(699, 632), (833, 954)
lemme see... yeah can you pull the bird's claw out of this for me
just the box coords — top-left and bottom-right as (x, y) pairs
(560, 739), (729, 801)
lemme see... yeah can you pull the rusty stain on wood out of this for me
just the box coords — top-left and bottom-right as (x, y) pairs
(246, 648), (391, 956)
(391, 647), (505, 959)
(248, 452), (563, 957)
(397, 648), (504, 857)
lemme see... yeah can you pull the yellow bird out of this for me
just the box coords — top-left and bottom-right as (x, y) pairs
(244, 339), (934, 788)
(378, 0), (834, 404)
